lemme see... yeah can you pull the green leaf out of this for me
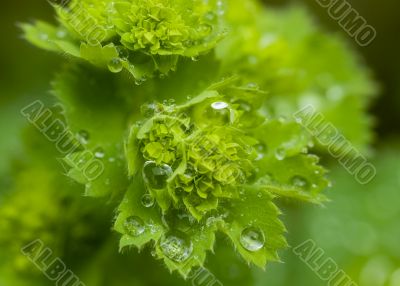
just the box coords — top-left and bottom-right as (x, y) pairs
(114, 178), (164, 250)
(80, 43), (119, 68)
(220, 186), (287, 268)
(253, 119), (328, 203)
(52, 64), (130, 198)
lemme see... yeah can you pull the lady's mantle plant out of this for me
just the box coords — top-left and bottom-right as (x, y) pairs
(21, 0), (375, 278)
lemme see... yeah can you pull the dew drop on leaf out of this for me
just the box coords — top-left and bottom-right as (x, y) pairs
(255, 144), (266, 161)
(246, 82), (259, 89)
(198, 24), (212, 35)
(211, 101), (229, 110)
(117, 46), (129, 59)
(108, 58), (123, 73)
(56, 30), (66, 38)
(124, 216), (145, 237)
(142, 161), (173, 190)
(291, 175), (309, 189)
(94, 147), (105, 158)
(160, 233), (193, 263)
(141, 103), (158, 118)
(39, 33), (49, 41)
(240, 226), (265, 252)
(141, 194), (155, 208)
(275, 147), (286, 161)
(204, 11), (217, 22)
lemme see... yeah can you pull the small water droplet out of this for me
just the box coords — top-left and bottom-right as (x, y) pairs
(211, 101), (229, 110)
(141, 103), (158, 118)
(160, 233), (193, 263)
(142, 161), (173, 190)
(275, 148), (286, 161)
(56, 30), (67, 38)
(124, 216), (145, 236)
(141, 194), (155, 208)
(77, 130), (90, 145)
(198, 24), (212, 35)
(255, 144), (266, 161)
(240, 226), (265, 252)
(204, 11), (217, 22)
(117, 46), (129, 59)
(108, 58), (123, 73)
(39, 33), (49, 41)
(291, 176), (309, 189)
(135, 77), (147, 85)
(246, 82), (259, 89)
(94, 147), (105, 158)
(191, 56), (199, 61)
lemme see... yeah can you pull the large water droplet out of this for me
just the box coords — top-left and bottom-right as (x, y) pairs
(291, 176), (309, 189)
(142, 161), (173, 190)
(124, 216), (145, 236)
(160, 233), (193, 263)
(141, 194), (155, 208)
(108, 58), (123, 73)
(77, 130), (90, 145)
(240, 226), (265, 252)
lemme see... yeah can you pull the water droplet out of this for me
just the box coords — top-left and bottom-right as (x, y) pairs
(39, 33), (49, 41)
(246, 82), (259, 89)
(291, 176), (309, 189)
(176, 211), (196, 232)
(108, 58), (123, 73)
(240, 226), (265, 252)
(255, 144), (266, 161)
(163, 99), (176, 106)
(198, 24), (212, 35)
(211, 101), (229, 110)
(94, 147), (105, 158)
(56, 30), (67, 38)
(117, 46), (129, 59)
(142, 161), (173, 190)
(77, 130), (90, 145)
(141, 194), (155, 208)
(160, 233), (193, 263)
(275, 148), (286, 161)
(135, 77), (147, 85)
(204, 11), (217, 22)
(141, 103), (158, 118)
(124, 216), (145, 236)
(191, 56), (199, 62)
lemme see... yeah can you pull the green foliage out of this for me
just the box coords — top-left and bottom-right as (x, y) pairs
(16, 0), (376, 280)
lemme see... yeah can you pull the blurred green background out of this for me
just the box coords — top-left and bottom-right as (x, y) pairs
(0, 1), (399, 286)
